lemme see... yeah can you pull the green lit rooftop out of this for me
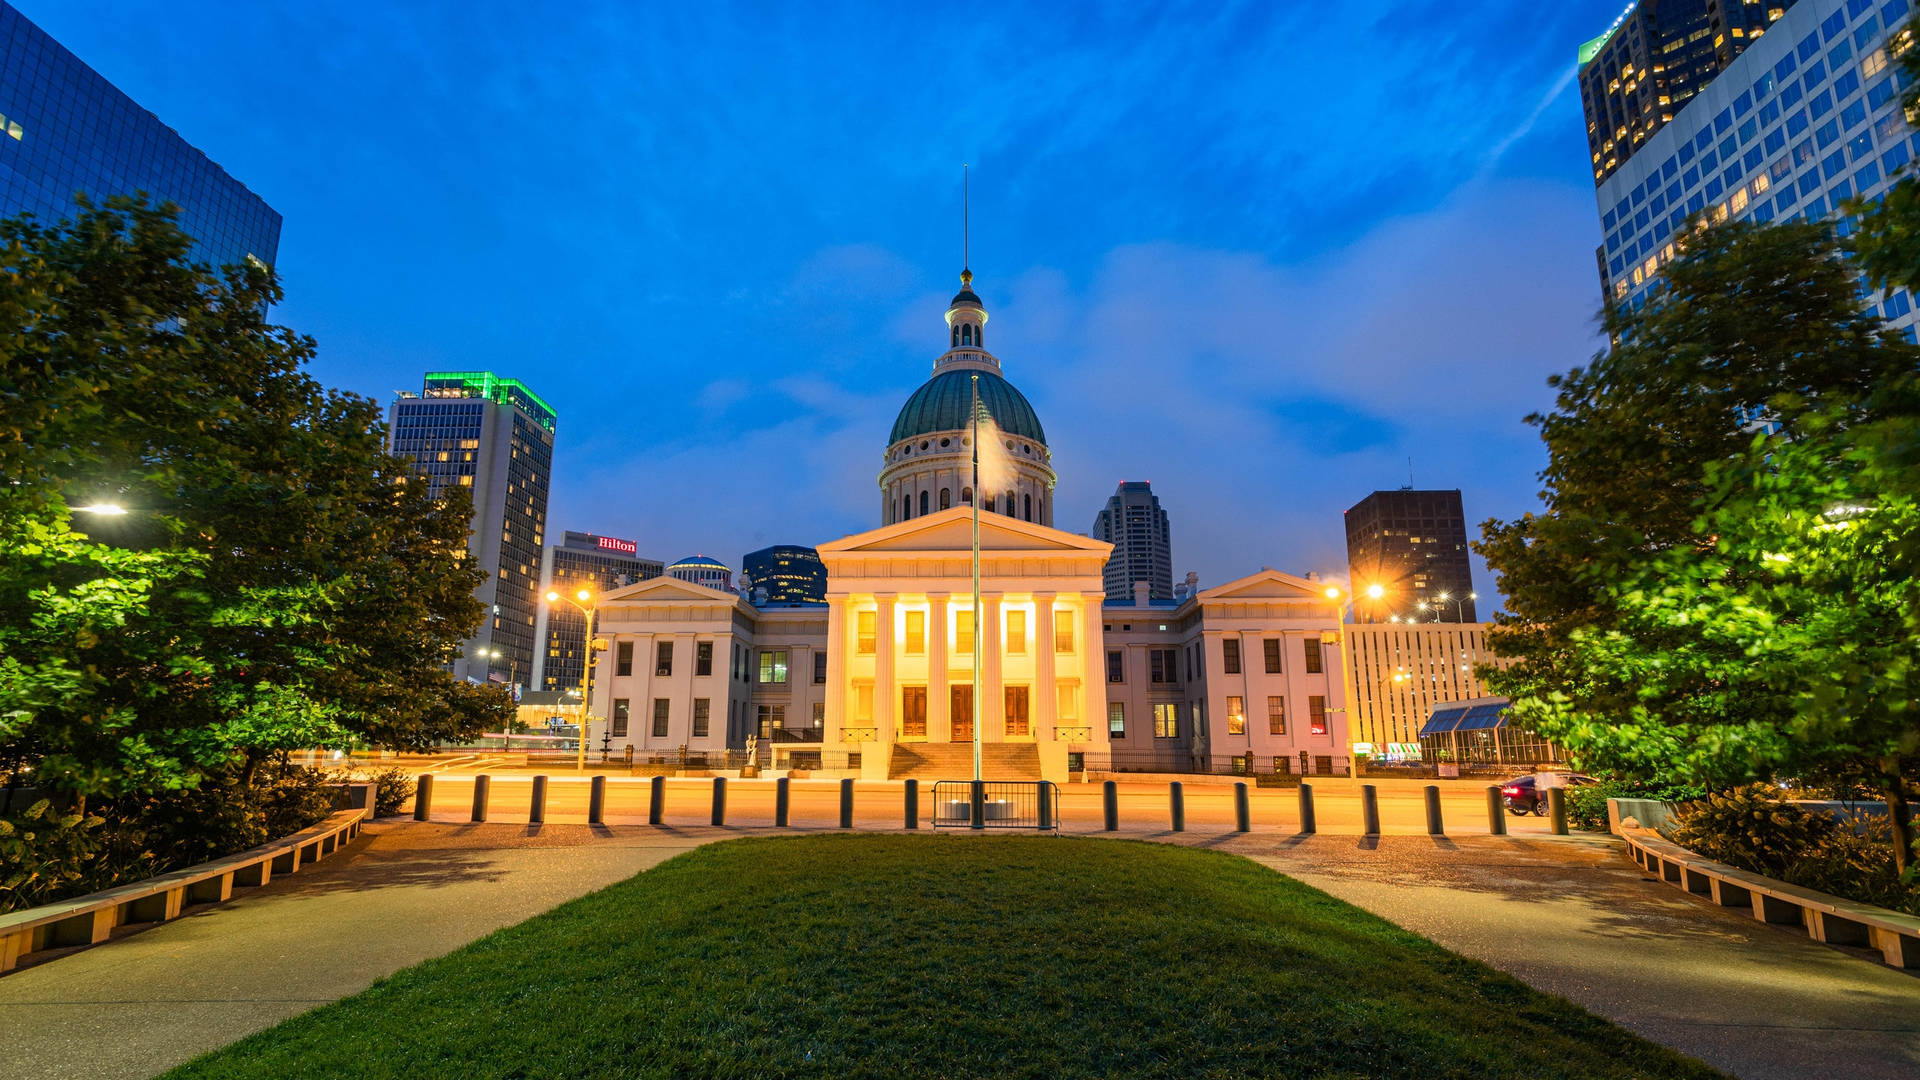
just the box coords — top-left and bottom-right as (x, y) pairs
(421, 371), (558, 431)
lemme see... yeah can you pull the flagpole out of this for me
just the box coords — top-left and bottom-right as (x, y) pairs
(971, 374), (983, 784)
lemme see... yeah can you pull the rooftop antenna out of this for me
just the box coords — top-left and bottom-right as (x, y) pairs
(963, 163), (970, 280)
(1407, 457), (1415, 489)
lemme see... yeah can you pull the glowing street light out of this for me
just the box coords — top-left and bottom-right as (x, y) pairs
(73, 502), (127, 515)
(545, 587), (602, 772)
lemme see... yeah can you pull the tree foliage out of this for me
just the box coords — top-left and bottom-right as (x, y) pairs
(0, 196), (507, 804)
(1477, 217), (1920, 803)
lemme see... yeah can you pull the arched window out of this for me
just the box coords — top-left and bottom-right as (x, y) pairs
(962, 325), (973, 346)
(961, 486), (973, 505)
(951, 326), (959, 347)
(901, 495), (911, 521)
(940, 488), (951, 510)
(1024, 493), (1032, 521)
(1005, 491), (1015, 516)
(983, 495), (995, 513)
(976, 327), (984, 347)
(919, 490), (929, 516)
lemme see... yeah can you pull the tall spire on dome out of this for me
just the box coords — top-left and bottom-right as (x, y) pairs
(941, 164), (991, 368)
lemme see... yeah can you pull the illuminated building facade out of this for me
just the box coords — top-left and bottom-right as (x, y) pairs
(532, 531), (664, 694)
(667, 554), (733, 592)
(1343, 623), (1509, 755)
(0, 2), (281, 268)
(388, 372), (556, 686)
(585, 261), (1354, 780)
(1343, 489), (1476, 623)
(1594, 0), (1920, 338)
(1581, 1), (1800, 186)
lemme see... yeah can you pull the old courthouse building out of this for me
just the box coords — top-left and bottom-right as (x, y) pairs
(586, 266), (1353, 781)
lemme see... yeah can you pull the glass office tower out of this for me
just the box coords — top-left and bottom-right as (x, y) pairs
(0, 2), (281, 267)
(1594, 0), (1920, 336)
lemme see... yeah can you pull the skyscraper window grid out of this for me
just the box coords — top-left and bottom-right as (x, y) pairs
(0, 2), (281, 269)
(1593, 0), (1920, 340)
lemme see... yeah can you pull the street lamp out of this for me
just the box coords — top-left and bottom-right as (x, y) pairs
(544, 587), (601, 772)
(73, 502), (128, 516)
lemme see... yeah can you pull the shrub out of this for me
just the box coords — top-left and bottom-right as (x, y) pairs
(354, 766), (417, 818)
(1566, 778), (1707, 832)
(1668, 784), (1834, 876)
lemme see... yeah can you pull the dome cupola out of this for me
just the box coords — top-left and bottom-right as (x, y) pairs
(877, 266), (1057, 528)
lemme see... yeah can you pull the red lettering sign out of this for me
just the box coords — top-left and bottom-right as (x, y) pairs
(596, 535), (638, 555)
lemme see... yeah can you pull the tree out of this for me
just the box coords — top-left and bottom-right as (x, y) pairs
(1478, 216), (1920, 801)
(0, 196), (506, 803)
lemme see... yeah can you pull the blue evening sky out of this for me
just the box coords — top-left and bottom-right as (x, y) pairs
(33, 1), (1628, 610)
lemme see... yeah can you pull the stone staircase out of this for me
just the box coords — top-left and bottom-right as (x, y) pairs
(887, 742), (1041, 781)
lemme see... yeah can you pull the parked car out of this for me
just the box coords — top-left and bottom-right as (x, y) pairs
(1501, 773), (1596, 815)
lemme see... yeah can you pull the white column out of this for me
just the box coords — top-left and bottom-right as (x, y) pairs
(928, 592), (950, 742)
(1034, 590), (1057, 740)
(1080, 598), (1104, 746)
(982, 594), (1003, 740)
(875, 593), (897, 744)
(824, 600), (847, 744)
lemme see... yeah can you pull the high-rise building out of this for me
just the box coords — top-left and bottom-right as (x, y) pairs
(1593, 0), (1919, 337)
(1092, 481), (1173, 603)
(1580, 1), (1801, 186)
(742, 545), (827, 606)
(667, 554), (733, 591)
(387, 372), (557, 686)
(0, 3), (281, 268)
(531, 531), (664, 694)
(1344, 489), (1476, 622)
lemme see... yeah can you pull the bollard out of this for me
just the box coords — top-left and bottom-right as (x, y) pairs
(711, 776), (727, 826)
(1234, 782), (1251, 833)
(1103, 779), (1119, 832)
(775, 776), (791, 828)
(470, 774), (490, 823)
(1486, 785), (1506, 836)
(1037, 782), (1054, 831)
(648, 775), (665, 825)
(904, 778), (919, 830)
(1361, 783), (1380, 837)
(412, 774), (433, 821)
(840, 778), (855, 829)
(970, 780), (986, 830)
(1298, 782), (1316, 834)
(1549, 786), (1568, 835)
(1169, 781), (1186, 832)
(588, 775), (606, 825)
(1424, 784), (1443, 835)
(529, 775), (547, 824)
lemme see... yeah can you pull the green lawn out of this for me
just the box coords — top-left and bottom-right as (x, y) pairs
(167, 835), (1722, 1080)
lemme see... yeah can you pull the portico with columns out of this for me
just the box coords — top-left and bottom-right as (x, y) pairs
(818, 507), (1112, 781)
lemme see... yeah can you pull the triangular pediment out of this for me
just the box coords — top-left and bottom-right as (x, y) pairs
(818, 507), (1111, 556)
(601, 574), (740, 604)
(1198, 568), (1336, 604)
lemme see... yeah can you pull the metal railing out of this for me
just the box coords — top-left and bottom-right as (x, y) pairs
(928, 780), (1059, 831)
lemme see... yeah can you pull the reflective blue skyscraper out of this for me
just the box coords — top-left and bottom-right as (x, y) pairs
(0, 2), (280, 268)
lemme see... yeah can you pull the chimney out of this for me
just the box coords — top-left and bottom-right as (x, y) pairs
(1133, 581), (1151, 607)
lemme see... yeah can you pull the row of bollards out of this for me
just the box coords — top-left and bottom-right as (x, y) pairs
(410, 774), (1572, 836)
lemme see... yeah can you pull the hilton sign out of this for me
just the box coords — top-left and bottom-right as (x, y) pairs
(595, 535), (638, 555)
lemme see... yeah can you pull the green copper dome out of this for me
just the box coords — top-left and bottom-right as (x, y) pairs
(888, 369), (1046, 446)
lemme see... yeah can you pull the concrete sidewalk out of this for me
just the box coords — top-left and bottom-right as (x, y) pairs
(2, 823), (1916, 1079)
(0, 823), (714, 1080)
(1199, 832), (1920, 1080)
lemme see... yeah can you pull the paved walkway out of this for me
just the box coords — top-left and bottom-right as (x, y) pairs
(2, 823), (1916, 1079)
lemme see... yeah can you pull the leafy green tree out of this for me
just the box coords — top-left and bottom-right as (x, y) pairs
(1478, 218), (1919, 807)
(0, 196), (506, 804)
